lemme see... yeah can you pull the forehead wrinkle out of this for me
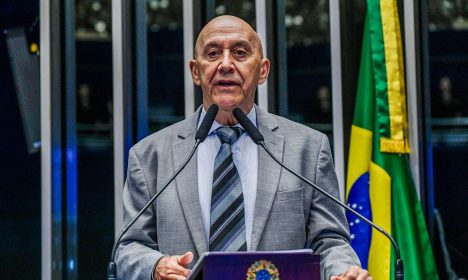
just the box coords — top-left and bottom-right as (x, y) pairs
(202, 38), (252, 50)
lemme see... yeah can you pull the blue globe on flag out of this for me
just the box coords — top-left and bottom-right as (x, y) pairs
(346, 172), (372, 269)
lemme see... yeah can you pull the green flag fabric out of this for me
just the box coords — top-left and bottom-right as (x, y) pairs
(345, 0), (439, 279)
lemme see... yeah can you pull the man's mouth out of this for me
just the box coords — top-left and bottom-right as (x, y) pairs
(215, 79), (240, 87)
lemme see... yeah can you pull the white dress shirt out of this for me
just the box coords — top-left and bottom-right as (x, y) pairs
(197, 107), (258, 251)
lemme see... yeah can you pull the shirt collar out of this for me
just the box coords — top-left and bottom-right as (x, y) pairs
(197, 106), (257, 136)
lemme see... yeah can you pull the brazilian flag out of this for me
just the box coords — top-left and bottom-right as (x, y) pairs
(345, 0), (439, 279)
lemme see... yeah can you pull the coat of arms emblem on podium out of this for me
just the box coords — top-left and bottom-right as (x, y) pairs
(246, 259), (280, 280)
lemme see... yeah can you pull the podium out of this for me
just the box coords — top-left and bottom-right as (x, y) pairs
(188, 249), (320, 280)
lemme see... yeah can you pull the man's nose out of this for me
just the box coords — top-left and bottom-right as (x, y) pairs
(218, 51), (235, 73)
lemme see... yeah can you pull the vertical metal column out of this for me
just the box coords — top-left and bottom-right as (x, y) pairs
(112, 0), (124, 238)
(330, 0), (345, 198)
(112, 0), (134, 236)
(404, 0), (421, 197)
(183, 0), (195, 117)
(41, 0), (77, 278)
(40, 0), (54, 277)
(255, 0), (269, 110)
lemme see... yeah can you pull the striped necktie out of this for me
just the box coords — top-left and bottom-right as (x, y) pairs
(209, 126), (247, 251)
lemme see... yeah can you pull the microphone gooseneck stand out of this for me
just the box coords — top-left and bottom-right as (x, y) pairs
(259, 142), (404, 279)
(107, 104), (218, 280)
(232, 108), (404, 280)
(107, 142), (199, 280)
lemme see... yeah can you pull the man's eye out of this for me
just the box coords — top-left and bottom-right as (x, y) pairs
(234, 50), (247, 57)
(207, 51), (220, 58)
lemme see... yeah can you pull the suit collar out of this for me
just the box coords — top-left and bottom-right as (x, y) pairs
(255, 105), (279, 133)
(177, 107), (201, 139)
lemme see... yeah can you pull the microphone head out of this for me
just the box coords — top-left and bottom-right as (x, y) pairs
(232, 108), (264, 144)
(195, 104), (219, 142)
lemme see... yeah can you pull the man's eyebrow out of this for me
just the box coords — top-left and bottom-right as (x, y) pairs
(201, 40), (254, 51)
(202, 42), (220, 52)
(231, 41), (253, 50)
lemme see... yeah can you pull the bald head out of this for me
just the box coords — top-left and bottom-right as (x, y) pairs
(189, 15), (270, 125)
(194, 15), (263, 58)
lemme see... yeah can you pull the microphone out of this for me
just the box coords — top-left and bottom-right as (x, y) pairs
(233, 108), (404, 280)
(232, 108), (264, 143)
(107, 104), (218, 280)
(196, 104), (219, 141)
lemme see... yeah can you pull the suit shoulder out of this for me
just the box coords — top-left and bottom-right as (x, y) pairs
(271, 114), (326, 141)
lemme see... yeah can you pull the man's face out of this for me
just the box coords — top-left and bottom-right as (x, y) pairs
(190, 16), (270, 114)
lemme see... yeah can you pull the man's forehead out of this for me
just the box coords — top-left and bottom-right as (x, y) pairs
(196, 16), (261, 51)
(200, 31), (255, 47)
(200, 27), (256, 43)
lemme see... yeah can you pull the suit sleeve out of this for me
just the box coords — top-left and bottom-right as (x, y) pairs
(306, 134), (360, 279)
(115, 147), (164, 280)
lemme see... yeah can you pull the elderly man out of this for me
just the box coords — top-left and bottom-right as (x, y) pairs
(116, 15), (370, 280)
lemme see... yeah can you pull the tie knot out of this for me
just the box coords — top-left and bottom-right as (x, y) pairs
(216, 126), (243, 144)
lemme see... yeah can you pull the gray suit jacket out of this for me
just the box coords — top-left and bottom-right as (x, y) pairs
(115, 106), (359, 280)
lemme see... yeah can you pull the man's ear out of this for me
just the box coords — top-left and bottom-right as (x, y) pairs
(189, 60), (201, 86)
(257, 58), (270, 85)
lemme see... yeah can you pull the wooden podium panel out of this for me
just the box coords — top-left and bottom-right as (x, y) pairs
(188, 249), (320, 280)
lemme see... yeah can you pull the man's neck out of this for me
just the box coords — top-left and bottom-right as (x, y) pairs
(215, 110), (239, 126)
(198, 105), (256, 132)
(204, 105), (255, 126)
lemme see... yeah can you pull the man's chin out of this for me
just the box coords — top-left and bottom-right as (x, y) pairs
(217, 106), (236, 115)
(215, 99), (239, 112)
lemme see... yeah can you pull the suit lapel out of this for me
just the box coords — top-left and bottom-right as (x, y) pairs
(250, 107), (284, 250)
(172, 108), (208, 255)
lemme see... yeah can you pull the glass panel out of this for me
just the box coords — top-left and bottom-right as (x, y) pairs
(214, 0), (256, 28)
(427, 0), (468, 277)
(76, 0), (114, 278)
(285, 0), (333, 140)
(0, 1), (41, 278)
(147, 0), (185, 133)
